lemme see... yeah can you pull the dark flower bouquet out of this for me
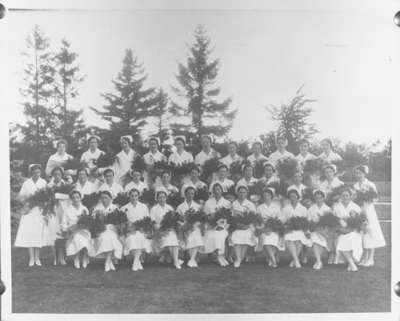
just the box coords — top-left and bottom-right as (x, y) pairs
(139, 188), (156, 206)
(62, 158), (83, 171)
(159, 210), (184, 234)
(166, 191), (183, 208)
(182, 208), (208, 236)
(345, 212), (368, 233)
(106, 208), (129, 236)
(263, 217), (285, 236)
(201, 158), (221, 182)
(113, 192), (130, 207)
(285, 216), (310, 233)
(266, 180), (288, 197)
(248, 180), (265, 200)
(76, 213), (95, 232)
(231, 211), (263, 231)
(303, 158), (325, 175)
(148, 160), (170, 181)
(94, 152), (116, 168)
(253, 160), (266, 179)
(276, 157), (300, 182)
(316, 211), (341, 230)
(207, 207), (232, 231)
(27, 187), (56, 219)
(53, 183), (75, 195)
(325, 186), (345, 207)
(353, 186), (378, 207)
(229, 160), (244, 181)
(132, 156), (147, 172)
(223, 185), (236, 201)
(193, 186), (210, 202)
(81, 192), (100, 211)
(132, 216), (156, 238)
(90, 213), (106, 238)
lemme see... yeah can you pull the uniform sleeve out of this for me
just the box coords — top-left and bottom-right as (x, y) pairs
(18, 181), (30, 199)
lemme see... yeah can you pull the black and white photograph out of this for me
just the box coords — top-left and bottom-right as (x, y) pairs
(0, 0), (398, 319)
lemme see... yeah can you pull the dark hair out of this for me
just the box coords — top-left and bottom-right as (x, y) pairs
(299, 139), (310, 146)
(321, 138), (333, 148)
(156, 190), (168, 199)
(77, 168), (89, 176)
(184, 186), (196, 196)
(263, 187), (274, 198)
(51, 166), (64, 176)
(128, 188), (141, 196)
(100, 190), (112, 198)
(174, 137), (185, 144)
(212, 183), (223, 192)
(104, 168), (114, 176)
(313, 190), (325, 198)
(217, 164), (228, 171)
(287, 189), (300, 199)
(69, 190), (82, 198)
(354, 165), (367, 175)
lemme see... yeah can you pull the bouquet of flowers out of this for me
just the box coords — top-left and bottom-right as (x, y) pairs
(76, 213), (95, 232)
(253, 160), (266, 179)
(159, 210), (184, 234)
(231, 211), (263, 231)
(166, 191), (183, 208)
(132, 216), (156, 239)
(182, 208), (207, 236)
(325, 186), (344, 207)
(106, 208), (129, 236)
(353, 186), (378, 207)
(53, 183), (75, 199)
(303, 158), (325, 175)
(90, 213), (106, 238)
(229, 160), (244, 181)
(201, 158), (221, 182)
(223, 185), (236, 201)
(132, 156), (147, 172)
(264, 217), (285, 236)
(139, 188), (156, 206)
(317, 211), (341, 230)
(285, 216), (310, 232)
(248, 180), (265, 202)
(62, 158), (83, 171)
(113, 192), (130, 207)
(193, 186), (210, 202)
(81, 192), (100, 211)
(171, 161), (194, 178)
(345, 212), (368, 233)
(148, 160), (170, 181)
(208, 207), (232, 231)
(27, 187), (56, 219)
(94, 152), (116, 168)
(276, 157), (300, 182)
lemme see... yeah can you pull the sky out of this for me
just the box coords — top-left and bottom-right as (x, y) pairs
(0, 0), (398, 145)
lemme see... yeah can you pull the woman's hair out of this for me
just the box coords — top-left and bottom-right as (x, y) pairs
(69, 190), (82, 199)
(99, 190), (112, 198)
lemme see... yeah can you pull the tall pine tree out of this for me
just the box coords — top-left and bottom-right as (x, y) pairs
(19, 25), (58, 164)
(152, 88), (171, 145)
(170, 25), (237, 143)
(53, 38), (87, 156)
(91, 49), (157, 145)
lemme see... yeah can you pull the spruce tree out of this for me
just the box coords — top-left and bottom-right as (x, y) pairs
(170, 25), (237, 143)
(152, 88), (171, 145)
(91, 49), (157, 144)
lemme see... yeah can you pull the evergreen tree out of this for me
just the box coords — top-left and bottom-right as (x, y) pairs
(170, 25), (237, 143)
(53, 38), (87, 156)
(152, 88), (171, 145)
(266, 86), (318, 153)
(19, 25), (58, 163)
(91, 49), (157, 144)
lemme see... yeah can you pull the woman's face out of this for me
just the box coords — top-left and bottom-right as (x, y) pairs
(131, 171), (141, 183)
(244, 167), (253, 179)
(175, 140), (184, 151)
(341, 191), (351, 204)
(57, 142), (66, 154)
(100, 193), (112, 206)
(129, 190), (140, 203)
(201, 138), (211, 150)
(264, 166), (274, 178)
(31, 168), (41, 180)
(253, 143), (262, 154)
(354, 169), (364, 181)
(263, 191), (272, 203)
(53, 170), (63, 182)
(299, 142), (309, 154)
(149, 140), (158, 151)
(190, 169), (200, 180)
(213, 186), (223, 198)
(161, 173), (170, 184)
(218, 168), (228, 179)
(289, 192), (299, 204)
(228, 143), (237, 155)
(293, 172), (303, 185)
(276, 139), (286, 150)
(120, 139), (130, 150)
(105, 171), (114, 183)
(185, 189), (195, 201)
(238, 188), (247, 200)
(315, 193), (324, 204)
(89, 138), (98, 150)
(321, 141), (331, 153)
(157, 193), (167, 204)
(324, 168), (334, 179)
(78, 170), (88, 182)
(71, 193), (81, 205)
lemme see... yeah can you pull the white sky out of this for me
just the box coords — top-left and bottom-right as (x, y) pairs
(0, 0), (398, 144)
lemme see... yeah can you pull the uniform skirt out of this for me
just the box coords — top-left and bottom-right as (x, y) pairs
(284, 230), (311, 246)
(362, 203), (386, 249)
(66, 229), (95, 256)
(124, 229), (152, 255)
(256, 231), (285, 251)
(310, 231), (328, 249)
(15, 207), (48, 248)
(160, 229), (180, 248)
(336, 231), (363, 262)
(231, 228), (257, 247)
(202, 228), (228, 254)
(184, 226), (204, 250)
(94, 224), (123, 259)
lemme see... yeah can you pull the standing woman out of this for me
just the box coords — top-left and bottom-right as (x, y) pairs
(194, 135), (220, 167)
(296, 139), (316, 167)
(318, 139), (342, 163)
(256, 187), (284, 268)
(247, 141), (268, 164)
(268, 137), (295, 166)
(93, 191), (123, 272)
(150, 190), (182, 269)
(231, 185), (257, 268)
(353, 165), (385, 266)
(98, 168), (124, 199)
(202, 183), (232, 267)
(14, 164), (48, 266)
(334, 188), (363, 271)
(122, 188), (152, 271)
(80, 135), (105, 171)
(209, 164), (235, 194)
(308, 190), (332, 270)
(114, 135), (137, 185)
(181, 165), (207, 197)
(319, 164), (344, 195)
(155, 170), (179, 195)
(282, 189), (309, 268)
(287, 171), (307, 200)
(168, 136), (194, 166)
(124, 168), (148, 195)
(62, 190), (93, 269)
(143, 138), (166, 166)
(220, 141), (243, 167)
(260, 162), (280, 186)
(236, 164), (258, 189)
(45, 139), (73, 177)
(177, 186), (203, 268)
(75, 168), (98, 197)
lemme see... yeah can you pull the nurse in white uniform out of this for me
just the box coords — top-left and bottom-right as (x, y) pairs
(122, 188), (152, 271)
(247, 141), (268, 164)
(220, 141), (243, 167)
(80, 135), (105, 171)
(143, 137), (167, 166)
(268, 137), (295, 166)
(194, 135), (220, 167)
(295, 139), (316, 167)
(114, 135), (137, 185)
(318, 138), (342, 163)
(319, 164), (344, 196)
(168, 136), (194, 166)
(124, 168), (148, 195)
(209, 164), (235, 194)
(353, 165), (385, 267)
(259, 162), (280, 187)
(14, 164), (48, 267)
(98, 168), (124, 199)
(287, 171), (307, 200)
(75, 168), (98, 197)
(45, 139), (73, 176)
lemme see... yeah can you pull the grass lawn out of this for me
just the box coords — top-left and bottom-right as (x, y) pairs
(11, 204), (391, 314)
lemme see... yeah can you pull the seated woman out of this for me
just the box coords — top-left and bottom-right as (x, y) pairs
(98, 168), (124, 199)
(333, 188), (363, 272)
(150, 189), (182, 269)
(256, 187), (284, 268)
(124, 168), (148, 195)
(180, 164), (208, 197)
(177, 186), (203, 268)
(295, 139), (316, 167)
(287, 171), (307, 200)
(14, 164), (48, 267)
(209, 164), (235, 194)
(45, 139), (73, 177)
(122, 188), (152, 271)
(92, 191), (123, 272)
(259, 162), (280, 186)
(282, 189), (309, 268)
(230, 185), (257, 268)
(307, 190), (332, 270)
(62, 190), (93, 269)
(202, 183), (232, 267)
